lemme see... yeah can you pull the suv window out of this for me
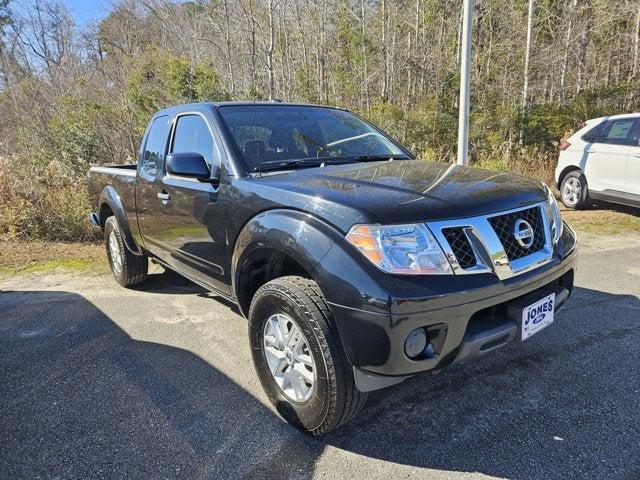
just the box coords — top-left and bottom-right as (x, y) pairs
(171, 114), (216, 163)
(593, 118), (639, 146)
(141, 115), (169, 176)
(581, 123), (602, 143)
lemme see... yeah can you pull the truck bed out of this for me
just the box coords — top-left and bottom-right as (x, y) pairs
(87, 164), (139, 230)
(89, 164), (137, 176)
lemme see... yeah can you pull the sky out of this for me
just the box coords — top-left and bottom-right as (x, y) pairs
(60, 0), (109, 25)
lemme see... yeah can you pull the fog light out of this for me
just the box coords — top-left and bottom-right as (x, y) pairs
(404, 328), (427, 358)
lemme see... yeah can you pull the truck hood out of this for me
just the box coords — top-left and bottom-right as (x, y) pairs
(258, 160), (548, 225)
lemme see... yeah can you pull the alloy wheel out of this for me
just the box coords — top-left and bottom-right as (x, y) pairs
(263, 313), (316, 402)
(562, 177), (581, 206)
(108, 231), (123, 274)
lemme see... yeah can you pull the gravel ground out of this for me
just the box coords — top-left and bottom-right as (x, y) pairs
(1, 233), (639, 480)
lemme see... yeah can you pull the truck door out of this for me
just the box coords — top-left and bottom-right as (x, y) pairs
(135, 114), (172, 257)
(153, 111), (229, 293)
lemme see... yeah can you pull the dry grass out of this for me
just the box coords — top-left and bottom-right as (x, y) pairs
(0, 203), (638, 278)
(561, 204), (640, 235)
(0, 241), (107, 276)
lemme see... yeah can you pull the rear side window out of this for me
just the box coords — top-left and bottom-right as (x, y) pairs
(171, 114), (217, 164)
(581, 123), (602, 143)
(597, 118), (638, 145)
(141, 115), (169, 176)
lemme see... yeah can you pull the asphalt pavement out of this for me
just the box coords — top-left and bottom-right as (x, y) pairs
(1, 232), (639, 480)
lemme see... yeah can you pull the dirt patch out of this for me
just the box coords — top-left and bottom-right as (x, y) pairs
(0, 241), (107, 276)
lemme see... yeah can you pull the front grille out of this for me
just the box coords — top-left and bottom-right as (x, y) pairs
(488, 206), (545, 261)
(442, 227), (477, 269)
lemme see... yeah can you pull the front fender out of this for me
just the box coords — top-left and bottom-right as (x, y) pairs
(99, 185), (143, 255)
(232, 208), (394, 369)
(231, 209), (344, 311)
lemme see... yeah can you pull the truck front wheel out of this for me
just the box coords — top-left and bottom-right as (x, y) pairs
(104, 216), (148, 287)
(248, 276), (367, 435)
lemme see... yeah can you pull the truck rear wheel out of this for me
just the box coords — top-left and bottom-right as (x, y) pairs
(104, 216), (148, 287)
(248, 276), (367, 435)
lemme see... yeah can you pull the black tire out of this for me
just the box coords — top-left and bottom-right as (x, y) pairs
(560, 170), (590, 210)
(104, 216), (148, 287)
(248, 276), (367, 435)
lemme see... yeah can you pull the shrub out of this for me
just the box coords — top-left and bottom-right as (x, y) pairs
(0, 156), (98, 242)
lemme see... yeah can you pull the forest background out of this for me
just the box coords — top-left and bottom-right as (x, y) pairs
(0, 0), (638, 240)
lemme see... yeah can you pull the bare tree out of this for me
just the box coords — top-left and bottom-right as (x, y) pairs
(13, 0), (74, 78)
(267, 0), (276, 99)
(632, 3), (640, 79)
(559, 0), (577, 101)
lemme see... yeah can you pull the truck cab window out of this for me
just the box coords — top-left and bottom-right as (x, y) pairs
(171, 114), (216, 164)
(217, 105), (408, 172)
(141, 115), (169, 176)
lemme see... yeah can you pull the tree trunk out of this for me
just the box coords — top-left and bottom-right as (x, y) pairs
(559, 0), (577, 101)
(247, 0), (258, 95)
(632, 3), (640, 79)
(575, 0), (591, 95)
(267, 0), (276, 100)
(222, 0), (235, 95)
(380, 0), (389, 102)
(361, 0), (370, 111)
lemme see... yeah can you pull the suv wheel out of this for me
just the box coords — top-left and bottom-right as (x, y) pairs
(104, 216), (148, 287)
(560, 171), (589, 209)
(248, 276), (367, 435)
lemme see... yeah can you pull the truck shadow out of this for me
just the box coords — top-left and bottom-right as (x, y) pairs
(129, 266), (209, 295)
(1, 286), (638, 479)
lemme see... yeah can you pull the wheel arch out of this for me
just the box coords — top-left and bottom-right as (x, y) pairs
(557, 165), (584, 189)
(231, 209), (343, 317)
(98, 185), (144, 256)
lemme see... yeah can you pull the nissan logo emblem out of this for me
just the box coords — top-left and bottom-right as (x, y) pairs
(514, 219), (534, 248)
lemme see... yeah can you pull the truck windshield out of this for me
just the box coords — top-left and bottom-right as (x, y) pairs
(217, 104), (410, 172)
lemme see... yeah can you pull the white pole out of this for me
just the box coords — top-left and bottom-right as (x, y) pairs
(457, 0), (474, 166)
(522, 0), (534, 111)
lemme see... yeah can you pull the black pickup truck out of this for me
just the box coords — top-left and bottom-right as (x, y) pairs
(88, 101), (578, 435)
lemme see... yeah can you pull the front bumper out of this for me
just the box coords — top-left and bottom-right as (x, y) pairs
(318, 222), (578, 391)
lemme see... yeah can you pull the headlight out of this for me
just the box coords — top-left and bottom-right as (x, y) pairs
(345, 223), (452, 275)
(546, 185), (563, 243)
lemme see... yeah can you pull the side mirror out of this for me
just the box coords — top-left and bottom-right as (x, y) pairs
(166, 152), (211, 181)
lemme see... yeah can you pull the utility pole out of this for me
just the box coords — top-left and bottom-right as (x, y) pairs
(522, 0), (534, 111)
(456, 0), (473, 166)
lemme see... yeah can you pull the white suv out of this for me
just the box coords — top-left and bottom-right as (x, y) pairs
(555, 113), (640, 209)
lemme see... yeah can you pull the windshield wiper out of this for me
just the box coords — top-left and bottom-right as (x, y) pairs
(255, 154), (409, 173)
(255, 158), (324, 173)
(349, 154), (409, 162)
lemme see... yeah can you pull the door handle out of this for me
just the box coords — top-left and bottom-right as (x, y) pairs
(157, 191), (171, 202)
(586, 149), (596, 153)
(633, 152), (640, 158)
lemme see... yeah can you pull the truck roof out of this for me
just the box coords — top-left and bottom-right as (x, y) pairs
(154, 101), (348, 116)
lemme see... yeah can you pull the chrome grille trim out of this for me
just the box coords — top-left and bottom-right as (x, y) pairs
(428, 201), (553, 281)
